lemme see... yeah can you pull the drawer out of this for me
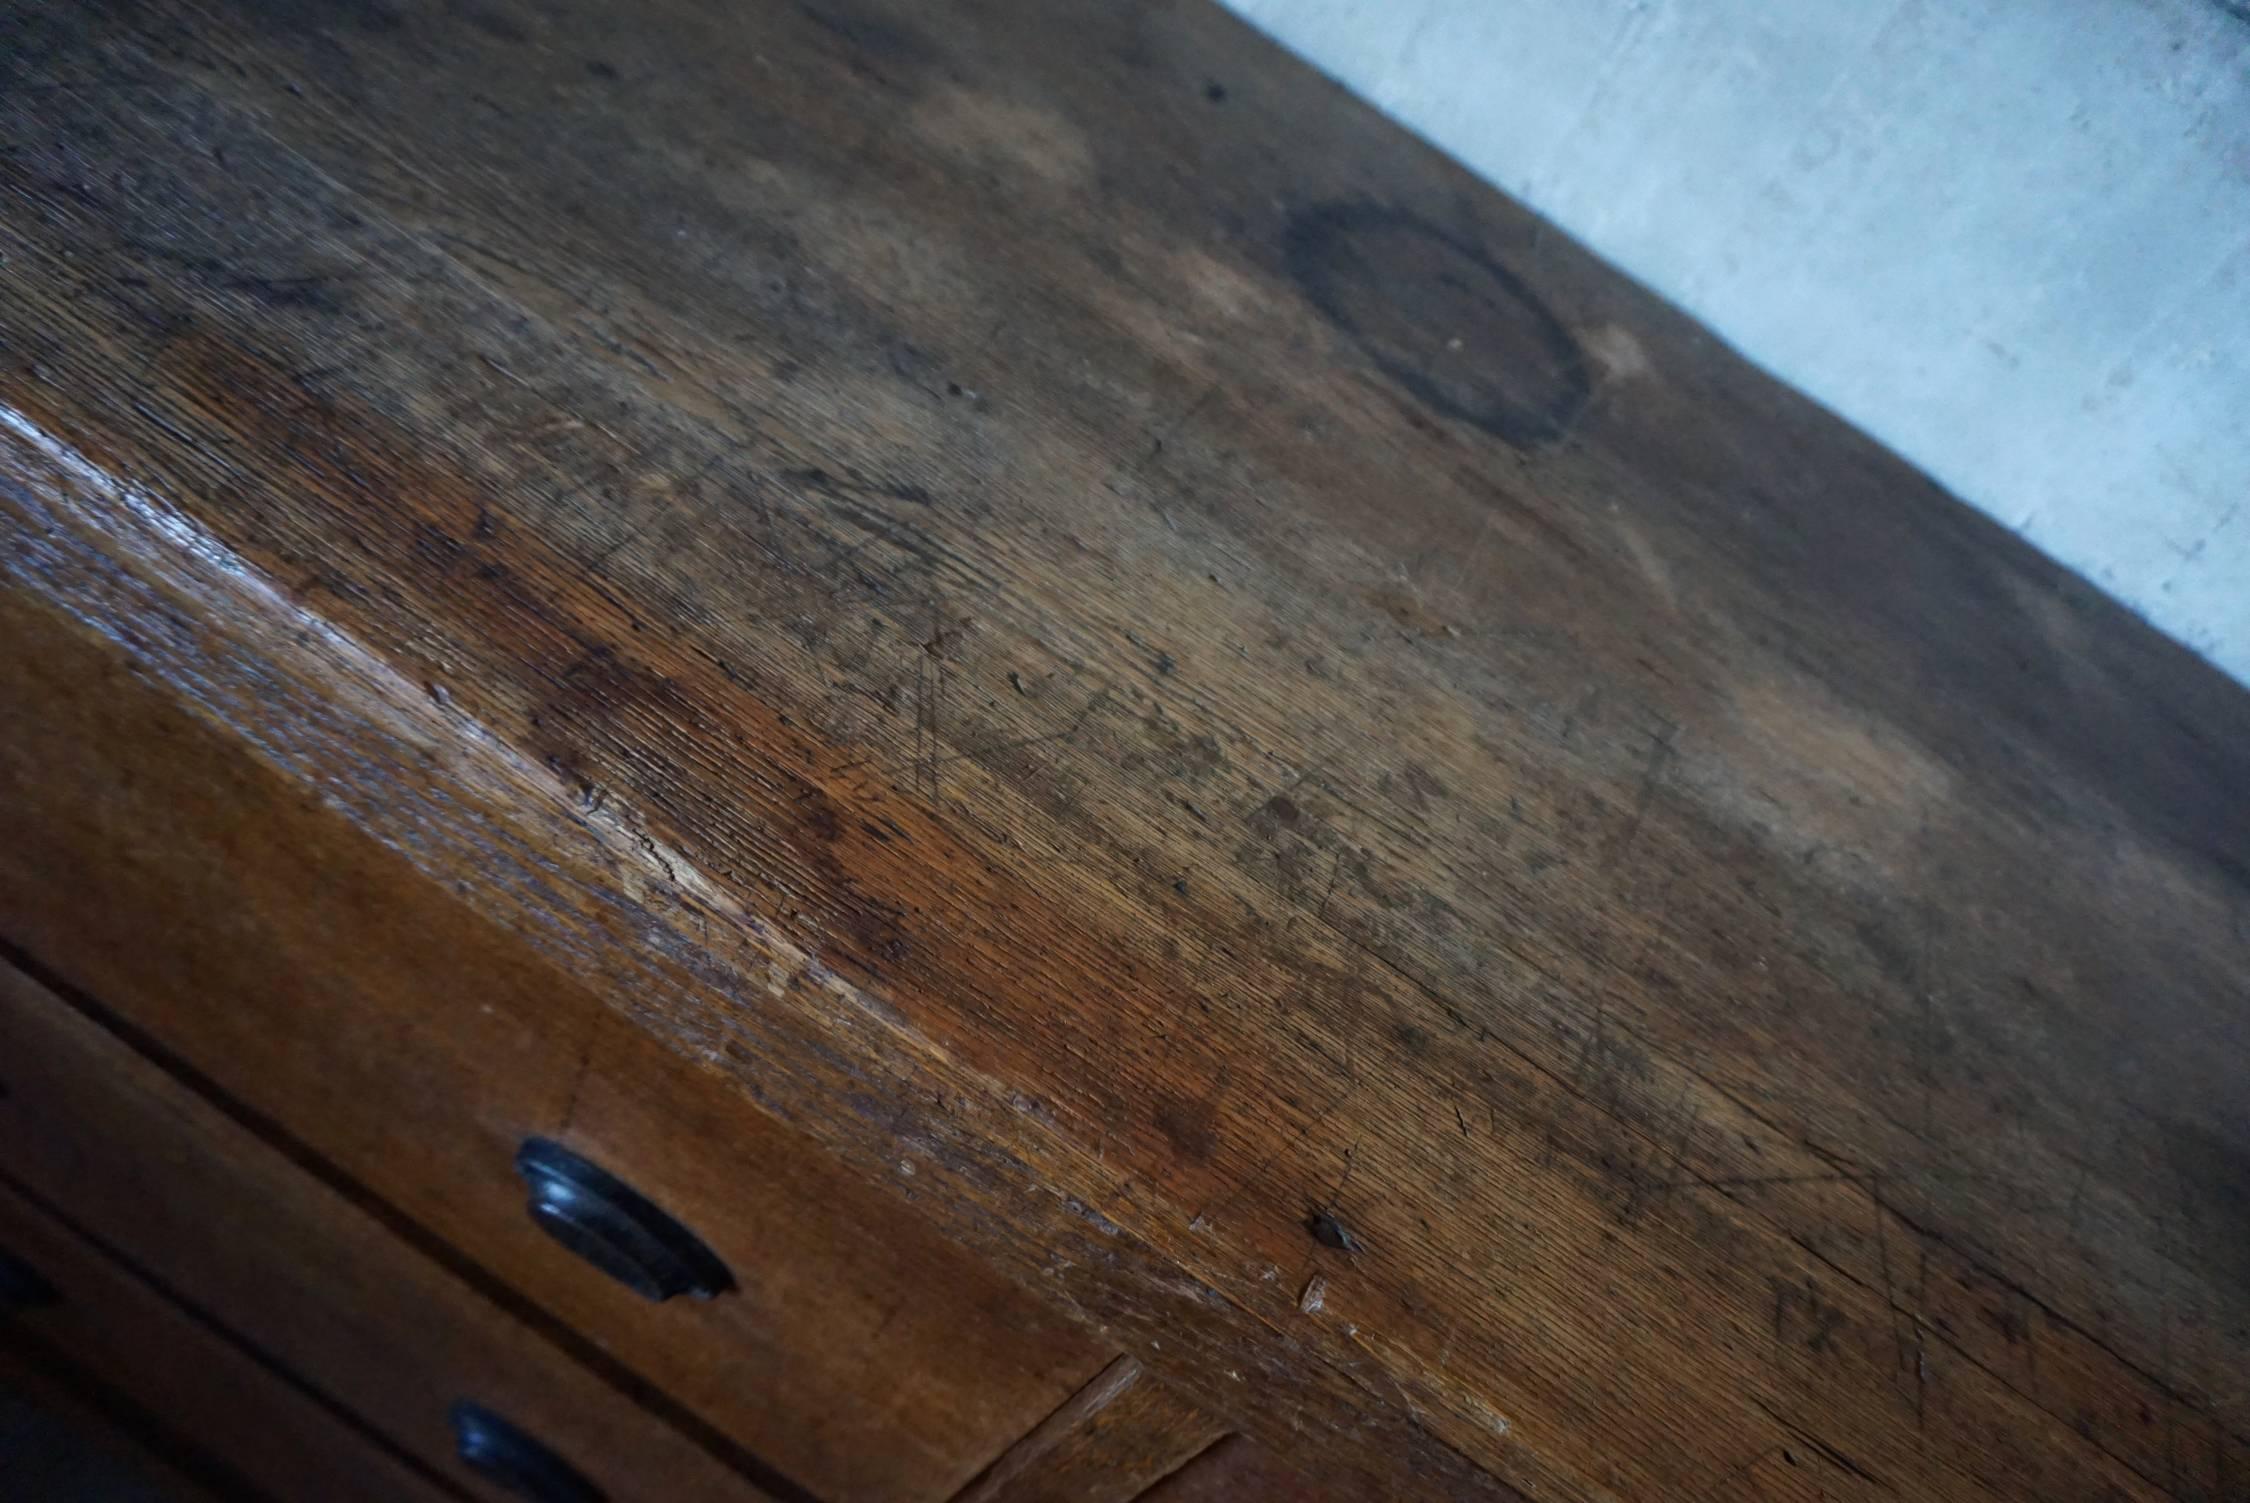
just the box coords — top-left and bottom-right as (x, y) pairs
(1141, 1437), (1339, 1502)
(0, 954), (780, 1503)
(942, 1359), (1332, 1503)
(0, 1176), (441, 1503)
(0, 566), (1109, 1500)
(0, 1346), (219, 1503)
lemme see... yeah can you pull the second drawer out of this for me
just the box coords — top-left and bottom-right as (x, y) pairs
(0, 1172), (442, 1503)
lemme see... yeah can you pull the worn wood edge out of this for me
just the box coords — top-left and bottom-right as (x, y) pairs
(950, 1356), (1146, 1503)
(0, 408), (1526, 1499)
(949, 1356), (1223, 1503)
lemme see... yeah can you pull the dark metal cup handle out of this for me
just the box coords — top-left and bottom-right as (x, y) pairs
(514, 1138), (732, 1303)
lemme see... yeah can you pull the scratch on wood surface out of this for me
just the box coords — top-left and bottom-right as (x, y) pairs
(1187, 1071), (1358, 1238)
(556, 1010), (601, 1134)
(1871, 1176), (1917, 1416)
(837, 687), (1110, 784)
(1692, 1445), (1774, 1503)
(1601, 718), (1675, 870)
(1316, 843), (1345, 923)
(1745, 1394), (1896, 1493)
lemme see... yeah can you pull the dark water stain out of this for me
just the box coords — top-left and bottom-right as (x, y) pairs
(1286, 202), (1591, 449)
(229, 0), (405, 33)
(1392, 1022), (1433, 1057)
(463, 6), (529, 44)
(2156, 1114), (2250, 1295)
(1153, 1092), (1219, 1164)
(1852, 915), (1918, 989)
(226, 273), (353, 316)
(798, 2), (930, 62)
(797, 788), (844, 844)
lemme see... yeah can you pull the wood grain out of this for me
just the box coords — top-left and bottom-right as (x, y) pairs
(0, 954), (778, 1503)
(952, 1358), (1221, 1503)
(1137, 1436), (1335, 1503)
(0, 1175), (450, 1503)
(2, 0), (2246, 1498)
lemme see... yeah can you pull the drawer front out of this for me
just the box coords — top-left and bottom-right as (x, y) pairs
(0, 1344), (217, 1503)
(0, 956), (777, 1503)
(0, 1177), (443, 1503)
(1140, 1437), (1339, 1502)
(0, 567), (1108, 1501)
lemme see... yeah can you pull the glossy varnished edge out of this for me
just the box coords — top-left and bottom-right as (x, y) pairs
(0, 402), (1522, 1498)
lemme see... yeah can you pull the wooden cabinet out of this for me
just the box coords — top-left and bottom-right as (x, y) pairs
(0, 589), (1109, 1502)
(2, 0), (2244, 1498)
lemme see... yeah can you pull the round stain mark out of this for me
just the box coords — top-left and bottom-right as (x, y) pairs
(1287, 202), (1592, 448)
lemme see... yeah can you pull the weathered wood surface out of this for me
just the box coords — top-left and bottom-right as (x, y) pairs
(2, 1), (2246, 1499)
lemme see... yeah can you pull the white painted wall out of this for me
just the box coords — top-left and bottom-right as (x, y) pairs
(1223, 0), (2250, 684)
